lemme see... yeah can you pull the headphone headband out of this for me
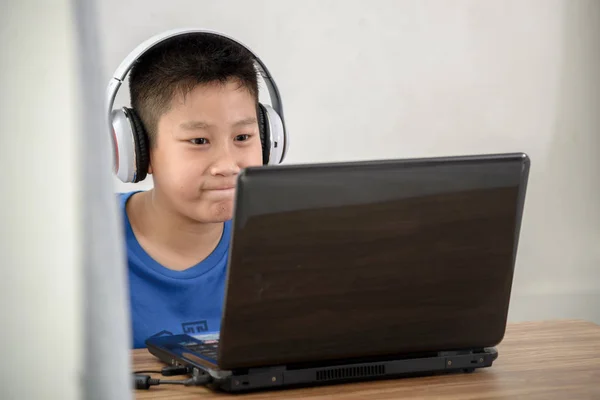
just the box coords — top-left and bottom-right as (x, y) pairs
(105, 28), (288, 162)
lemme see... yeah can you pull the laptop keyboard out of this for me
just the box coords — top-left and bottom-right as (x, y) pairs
(182, 339), (219, 360)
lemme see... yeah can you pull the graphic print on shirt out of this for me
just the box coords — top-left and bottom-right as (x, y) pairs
(182, 320), (209, 334)
(149, 320), (210, 339)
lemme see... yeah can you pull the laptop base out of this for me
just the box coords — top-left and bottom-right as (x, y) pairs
(146, 334), (498, 393)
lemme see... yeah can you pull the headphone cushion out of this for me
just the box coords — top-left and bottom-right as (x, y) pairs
(257, 103), (270, 165)
(124, 107), (150, 182)
(259, 104), (285, 165)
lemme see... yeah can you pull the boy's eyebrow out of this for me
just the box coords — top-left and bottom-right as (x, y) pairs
(180, 117), (257, 130)
(232, 117), (257, 127)
(180, 120), (211, 130)
(179, 121), (210, 131)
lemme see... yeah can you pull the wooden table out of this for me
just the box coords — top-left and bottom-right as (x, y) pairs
(132, 319), (600, 399)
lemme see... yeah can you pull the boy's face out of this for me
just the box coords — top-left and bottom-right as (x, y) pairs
(149, 78), (263, 223)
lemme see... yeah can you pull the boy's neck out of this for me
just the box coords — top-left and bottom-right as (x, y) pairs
(127, 190), (225, 271)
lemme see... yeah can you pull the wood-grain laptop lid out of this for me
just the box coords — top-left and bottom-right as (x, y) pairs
(218, 153), (530, 370)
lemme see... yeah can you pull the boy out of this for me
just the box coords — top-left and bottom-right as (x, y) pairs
(119, 32), (264, 348)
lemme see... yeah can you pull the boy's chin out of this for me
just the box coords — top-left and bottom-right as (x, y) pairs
(199, 201), (234, 223)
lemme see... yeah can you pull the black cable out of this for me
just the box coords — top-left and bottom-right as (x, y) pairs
(161, 365), (192, 376)
(133, 365), (191, 376)
(133, 368), (212, 390)
(156, 379), (189, 385)
(183, 371), (212, 386)
(133, 375), (160, 390)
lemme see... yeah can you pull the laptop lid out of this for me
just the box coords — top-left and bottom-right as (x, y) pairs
(218, 153), (530, 370)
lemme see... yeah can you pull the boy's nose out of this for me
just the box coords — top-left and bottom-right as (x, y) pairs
(210, 153), (240, 177)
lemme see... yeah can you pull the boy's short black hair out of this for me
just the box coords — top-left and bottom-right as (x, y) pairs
(129, 32), (259, 146)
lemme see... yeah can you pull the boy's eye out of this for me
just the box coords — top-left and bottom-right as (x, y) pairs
(190, 138), (208, 145)
(235, 134), (251, 141)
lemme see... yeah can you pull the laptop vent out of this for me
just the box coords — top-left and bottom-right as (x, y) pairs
(316, 364), (386, 381)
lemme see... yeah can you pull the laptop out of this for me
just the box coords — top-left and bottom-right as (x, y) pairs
(145, 152), (530, 392)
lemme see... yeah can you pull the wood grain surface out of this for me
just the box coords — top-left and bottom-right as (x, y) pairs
(132, 319), (600, 399)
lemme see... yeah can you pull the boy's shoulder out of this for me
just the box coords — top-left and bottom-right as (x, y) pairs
(117, 190), (139, 204)
(116, 190), (143, 215)
(116, 191), (142, 246)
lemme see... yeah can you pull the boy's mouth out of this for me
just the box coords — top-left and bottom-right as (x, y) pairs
(204, 187), (236, 199)
(204, 181), (237, 191)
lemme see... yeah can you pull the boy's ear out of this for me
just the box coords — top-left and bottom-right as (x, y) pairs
(147, 153), (153, 175)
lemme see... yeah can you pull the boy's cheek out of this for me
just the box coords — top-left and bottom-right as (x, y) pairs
(154, 167), (201, 199)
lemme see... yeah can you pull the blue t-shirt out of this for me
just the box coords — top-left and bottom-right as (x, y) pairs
(120, 191), (229, 348)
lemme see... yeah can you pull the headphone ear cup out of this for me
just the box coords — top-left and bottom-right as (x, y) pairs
(111, 108), (136, 183)
(259, 104), (286, 165)
(123, 107), (150, 182)
(257, 103), (270, 165)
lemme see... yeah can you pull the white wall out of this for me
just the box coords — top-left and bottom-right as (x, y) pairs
(0, 2), (83, 399)
(98, 0), (600, 324)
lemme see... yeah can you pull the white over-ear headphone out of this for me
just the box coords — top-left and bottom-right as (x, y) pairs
(105, 28), (289, 183)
